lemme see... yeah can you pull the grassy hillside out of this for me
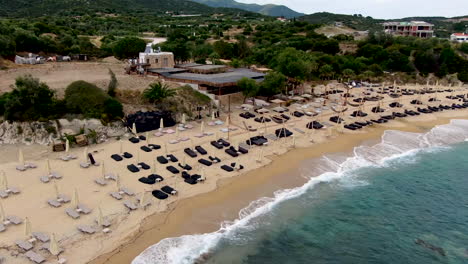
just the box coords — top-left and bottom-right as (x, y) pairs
(191, 0), (304, 18)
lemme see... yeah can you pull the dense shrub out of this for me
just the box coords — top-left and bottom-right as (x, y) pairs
(64, 80), (123, 120)
(112, 37), (146, 59)
(0, 75), (62, 121)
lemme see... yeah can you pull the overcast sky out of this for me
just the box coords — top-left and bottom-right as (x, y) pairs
(237, 0), (468, 19)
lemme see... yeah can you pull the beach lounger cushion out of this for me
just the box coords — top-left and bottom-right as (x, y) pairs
(138, 162), (150, 170)
(167, 154), (178, 162)
(157, 156), (169, 164)
(198, 159), (212, 166)
(148, 174), (164, 182)
(149, 144), (161, 150)
(129, 137), (140, 144)
(111, 154), (123, 161)
(141, 146), (152, 152)
(166, 166), (180, 174)
(225, 148), (239, 157)
(210, 141), (223, 149)
(123, 152), (133, 159)
(161, 186), (176, 195)
(152, 190), (169, 200)
(221, 165), (234, 172)
(184, 178), (198, 185)
(139, 177), (155, 184)
(195, 146), (207, 155)
(184, 148), (198, 158)
(127, 164), (140, 173)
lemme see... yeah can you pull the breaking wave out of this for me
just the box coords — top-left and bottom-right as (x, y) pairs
(132, 119), (468, 264)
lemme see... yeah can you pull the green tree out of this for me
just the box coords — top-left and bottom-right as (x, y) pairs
(274, 48), (310, 81)
(258, 72), (286, 98)
(2, 75), (59, 121)
(143, 82), (176, 104)
(460, 43), (468, 54)
(319, 64), (334, 80)
(107, 69), (117, 97)
(342, 68), (355, 79)
(112, 37), (146, 59)
(237, 77), (258, 102)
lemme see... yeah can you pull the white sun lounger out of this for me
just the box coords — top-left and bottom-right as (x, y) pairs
(57, 194), (70, 203)
(0, 224), (5, 232)
(0, 190), (8, 198)
(65, 208), (80, 219)
(110, 192), (123, 200)
(47, 199), (61, 208)
(8, 187), (20, 194)
(77, 204), (92, 214)
(104, 173), (117, 181)
(120, 187), (135, 196)
(32, 232), (49, 243)
(80, 162), (90, 168)
(16, 165), (26, 171)
(293, 128), (305, 134)
(94, 178), (107, 186)
(7, 215), (23, 225)
(95, 218), (112, 228)
(25, 163), (37, 169)
(16, 240), (33, 251)
(123, 200), (138, 210)
(40, 176), (50, 183)
(50, 172), (62, 179)
(77, 225), (96, 234)
(169, 140), (179, 144)
(25, 251), (45, 263)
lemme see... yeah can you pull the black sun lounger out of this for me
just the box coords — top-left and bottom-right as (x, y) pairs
(149, 144), (161, 150)
(138, 177), (155, 184)
(157, 156), (168, 164)
(195, 146), (207, 155)
(88, 153), (97, 165)
(148, 174), (164, 182)
(129, 137), (140, 144)
(161, 186), (176, 195)
(127, 164), (140, 173)
(178, 163), (192, 171)
(225, 148), (239, 157)
(218, 139), (230, 147)
(138, 162), (150, 170)
(138, 135), (146, 141)
(184, 178), (198, 185)
(166, 166), (180, 174)
(140, 146), (152, 152)
(221, 165), (234, 172)
(182, 171), (191, 179)
(184, 148), (198, 158)
(238, 146), (248, 154)
(198, 159), (213, 166)
(152, 190), (168, 200)
(111, 154), (123, 161)
(123, 152), (133, 159)
(211, 141), (223, 149)
(209, 156), (221, 163)
(167, 154), (178, 162)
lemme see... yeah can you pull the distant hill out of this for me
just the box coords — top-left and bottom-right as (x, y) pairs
(0, 0), (252, 17)
(190, 0), (304, 18)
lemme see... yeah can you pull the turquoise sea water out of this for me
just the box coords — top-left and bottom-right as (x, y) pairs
(133, 120), (468, 264)
(204, 142), (468, 264)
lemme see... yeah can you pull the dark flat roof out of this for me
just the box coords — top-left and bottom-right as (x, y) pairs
(148, 68), (187, 75)
(167, 68), (264, 85)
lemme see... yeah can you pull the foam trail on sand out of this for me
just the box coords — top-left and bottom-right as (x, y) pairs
(132, 120), (468, 264)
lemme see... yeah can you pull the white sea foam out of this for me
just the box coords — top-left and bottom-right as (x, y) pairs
(132, 119), (468, 264)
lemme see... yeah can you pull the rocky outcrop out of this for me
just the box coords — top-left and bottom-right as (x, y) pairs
(0, 119), (127, 145)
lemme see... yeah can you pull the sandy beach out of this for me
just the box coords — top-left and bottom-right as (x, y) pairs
(1, 85), (467, 264)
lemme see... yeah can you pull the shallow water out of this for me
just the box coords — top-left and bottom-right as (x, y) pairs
(133, 120), (468, 264)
